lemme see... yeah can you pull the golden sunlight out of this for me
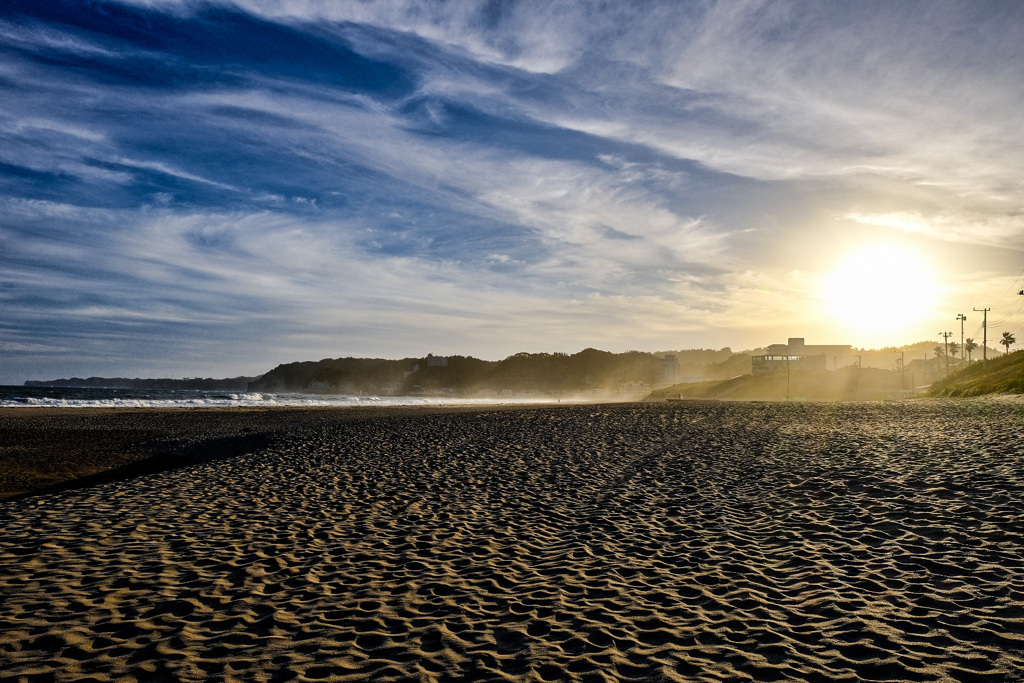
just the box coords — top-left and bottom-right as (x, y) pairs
(820, 245), (938, 345)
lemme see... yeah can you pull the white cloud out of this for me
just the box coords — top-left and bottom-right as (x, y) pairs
(475, 157), (728, 287)
(845, 212), (1024, 246)
(175, 81), (729, 293)
(0, 341), (74, 353)
(114, 158), (241, 191)
(11, 118), (107, 142)
(227, 0), (590, 74)
(0, 19), (121, 57)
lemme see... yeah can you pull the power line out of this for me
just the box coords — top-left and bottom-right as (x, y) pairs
(983, 263), (1024, 311)
(1002, 290), (1024, 337)
(970, 269), (1024, 341)
(1007, 318), (1024, 337)
(1000, 264), (1024, 300)
(988, 296), (1024, 327)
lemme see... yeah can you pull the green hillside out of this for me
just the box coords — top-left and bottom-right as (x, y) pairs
(927, 350), (1024, 396)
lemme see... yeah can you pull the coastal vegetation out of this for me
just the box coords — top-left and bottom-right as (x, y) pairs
(247, 348), (750, 397)
(927, 349), (1024, 397)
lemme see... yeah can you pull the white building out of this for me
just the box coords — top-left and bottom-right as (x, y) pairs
(752, 338), (852, 375)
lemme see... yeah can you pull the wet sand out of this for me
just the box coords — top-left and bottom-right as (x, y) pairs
(0, 405), (526, 500)
(1, 400), (1023, 682)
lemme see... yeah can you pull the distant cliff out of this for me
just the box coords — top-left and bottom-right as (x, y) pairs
(25, 376), (260, 391)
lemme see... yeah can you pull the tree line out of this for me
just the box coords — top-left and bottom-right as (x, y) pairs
(247, 348), (748, 396)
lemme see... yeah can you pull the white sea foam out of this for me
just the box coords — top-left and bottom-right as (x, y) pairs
(1, 391), (557, 409)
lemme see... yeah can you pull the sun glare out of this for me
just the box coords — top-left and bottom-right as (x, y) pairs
(821, 245), (937, 345)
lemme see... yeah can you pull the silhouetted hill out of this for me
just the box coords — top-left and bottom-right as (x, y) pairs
(24, 376), (259, 390)
(927, 349), (1024, 396)
(247, 357), (416, 394)
(248, 349), (750, 397)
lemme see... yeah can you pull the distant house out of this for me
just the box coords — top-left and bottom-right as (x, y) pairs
(752, 338), (852, 375)
(426, 354), (448, 368)
(904, 355), (946, 390)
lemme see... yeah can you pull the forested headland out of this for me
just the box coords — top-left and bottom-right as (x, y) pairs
(247, 348), (749, 397)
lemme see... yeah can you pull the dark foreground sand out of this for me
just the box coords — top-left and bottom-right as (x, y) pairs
(1, 400), (1023, 682)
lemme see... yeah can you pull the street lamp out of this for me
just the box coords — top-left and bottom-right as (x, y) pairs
(956, 313), (966, 369)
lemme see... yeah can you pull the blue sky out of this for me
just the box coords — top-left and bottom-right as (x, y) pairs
(3, 0), (1024, 382)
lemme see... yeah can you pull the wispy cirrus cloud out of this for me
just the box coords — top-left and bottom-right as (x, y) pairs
(2, 0), (1024, 381)
(845, 212), (1024, 247)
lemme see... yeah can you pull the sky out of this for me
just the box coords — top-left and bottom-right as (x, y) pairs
(3, 0), (1024, 383)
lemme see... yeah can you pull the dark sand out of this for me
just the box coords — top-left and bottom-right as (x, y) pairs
(0, 405), (523, 500)
(1, 400), (1023, 682)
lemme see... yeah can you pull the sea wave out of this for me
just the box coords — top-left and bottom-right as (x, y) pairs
(0, 387), (555, 409)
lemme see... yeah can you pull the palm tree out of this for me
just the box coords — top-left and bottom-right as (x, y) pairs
(948, 341), (960, 360)
(964, 338), (978, 362)
(1001, 331), (1016, 355)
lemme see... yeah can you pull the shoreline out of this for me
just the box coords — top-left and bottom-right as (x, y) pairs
(3, 395), (1017, 500)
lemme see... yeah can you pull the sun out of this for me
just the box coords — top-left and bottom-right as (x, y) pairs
(820, 245), (937, 345)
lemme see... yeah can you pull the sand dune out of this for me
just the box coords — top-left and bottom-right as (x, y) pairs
(2, 400), (1023, 682)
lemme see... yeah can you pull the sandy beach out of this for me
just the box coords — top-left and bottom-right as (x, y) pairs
(1, 400), (1023, 682)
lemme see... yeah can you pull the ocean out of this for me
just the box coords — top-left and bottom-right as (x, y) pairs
(0, 386), (551, 409)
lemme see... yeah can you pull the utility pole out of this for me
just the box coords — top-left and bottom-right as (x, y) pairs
(896, 349), (905, 393)
(956, 313), (966, 368)
(939, 331), (952, 376)
(785, 355), (790, 401)
(974, 307), (990, 361)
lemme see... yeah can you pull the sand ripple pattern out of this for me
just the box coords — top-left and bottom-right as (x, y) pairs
(2, 400), (1024, 682)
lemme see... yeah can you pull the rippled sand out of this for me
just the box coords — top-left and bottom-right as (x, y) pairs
(2, 400), (1023, 682)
